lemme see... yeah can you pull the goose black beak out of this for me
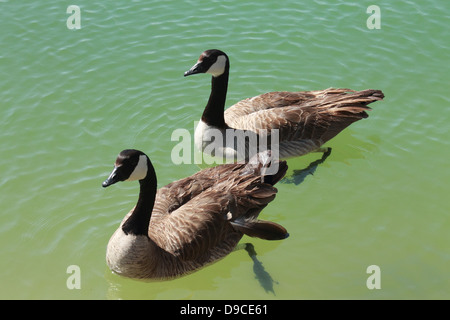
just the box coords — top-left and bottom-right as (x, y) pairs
(184, 61), (205, 77)
(102, 167), (120, 188)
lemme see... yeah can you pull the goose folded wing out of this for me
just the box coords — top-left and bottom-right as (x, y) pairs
(151, 189), (237, 262)
(224, 88), (382, 143)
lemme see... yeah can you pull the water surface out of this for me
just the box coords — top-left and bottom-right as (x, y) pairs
(0, 0), (448, 299)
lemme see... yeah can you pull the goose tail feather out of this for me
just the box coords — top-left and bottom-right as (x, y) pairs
(226, 151), (288, 240)
(230, 219), (289, 240)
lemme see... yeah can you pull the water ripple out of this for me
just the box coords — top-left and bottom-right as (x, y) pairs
(1, 0), (448, 299)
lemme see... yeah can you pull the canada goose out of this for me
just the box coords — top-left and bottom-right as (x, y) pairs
(184, 49), (384, 161)
(102, 149), (288, 280)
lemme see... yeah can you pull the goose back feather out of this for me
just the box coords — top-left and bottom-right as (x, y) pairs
(225, 88), (384, 157)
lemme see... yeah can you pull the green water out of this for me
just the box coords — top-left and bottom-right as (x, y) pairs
(0, 0), (448, 300)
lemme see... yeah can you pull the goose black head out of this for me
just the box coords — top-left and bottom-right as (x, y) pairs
(184, 49), (229, 78)
(102, 149), (149, 188)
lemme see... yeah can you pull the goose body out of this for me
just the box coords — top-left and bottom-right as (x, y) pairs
(102, 149), (288, 280)
(184, 49), (384, 161)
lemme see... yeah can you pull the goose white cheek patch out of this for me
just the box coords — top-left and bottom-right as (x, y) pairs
(206, 55), (227, 77)
(126, 155), (148, 181)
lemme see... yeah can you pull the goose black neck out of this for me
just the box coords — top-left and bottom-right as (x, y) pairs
(122, 158), (157, 236)
(201, 64), (229, 128)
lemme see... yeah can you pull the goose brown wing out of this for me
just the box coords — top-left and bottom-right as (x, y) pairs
(149, 157), (287, 261)
(150, 188), (238, 262)
(151, 163), (242, 220)
(225, 88), (384, 144)
(148, 164), (245, 261)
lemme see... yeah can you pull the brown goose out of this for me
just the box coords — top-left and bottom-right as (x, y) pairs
(102, 149), (288, 280)
(184, 49), (384, 160)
